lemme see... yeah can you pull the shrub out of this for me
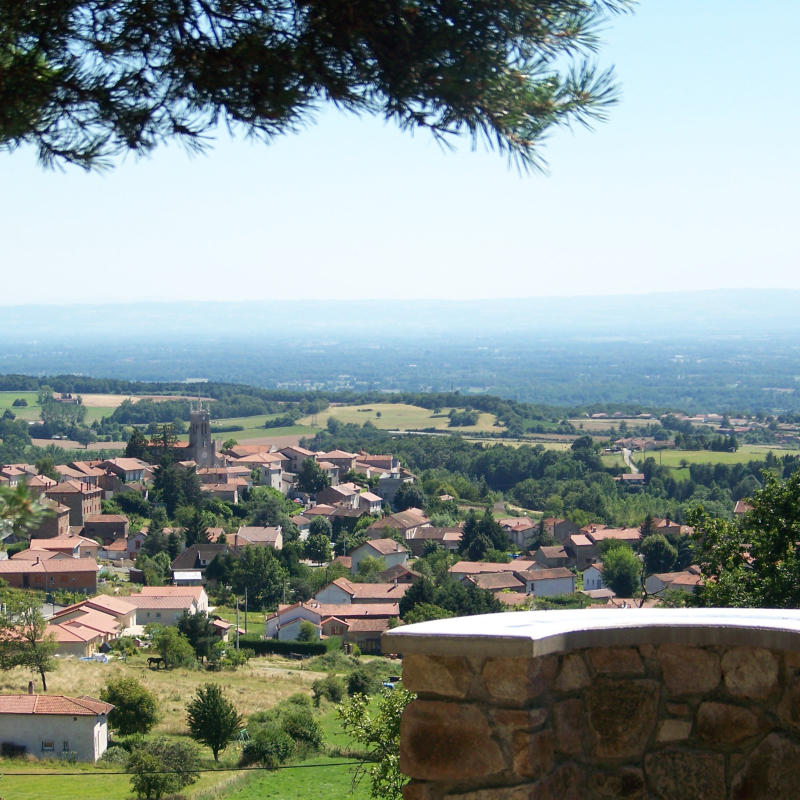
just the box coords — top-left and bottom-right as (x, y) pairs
(99, 745), (130, 765)
(186, 683), (243, 761)
(240, 724), (295, 768)
(347, 668), (374, 697)
(280, 708), (324, 752)
(237, 637), (326, 657)
(312, 675), (346, 706)
(287, 693), (312, 708)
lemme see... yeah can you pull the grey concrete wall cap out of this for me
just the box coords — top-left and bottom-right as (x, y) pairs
(382, 608), (800, 658)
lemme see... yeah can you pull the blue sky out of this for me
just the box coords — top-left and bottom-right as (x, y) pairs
(2, 0), (799, 304)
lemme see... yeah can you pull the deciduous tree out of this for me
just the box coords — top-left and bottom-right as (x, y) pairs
(186, 683), (243, 762)
(100, 677), (161, 736)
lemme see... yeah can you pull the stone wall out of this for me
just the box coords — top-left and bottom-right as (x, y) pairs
(400, 645), (800, 800)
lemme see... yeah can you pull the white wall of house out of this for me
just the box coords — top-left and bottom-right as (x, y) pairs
(265, 606), (321, 638)
(643, 575), (669, 595)
(0, 713), (109, 761)
(277, 618), (320, 642)
(583, 566), (604, 591)
(350, 544), (408, 575)
(314, 584), (352, 605)
(530, 576), (575, 597)
(135, 606), (194, 626)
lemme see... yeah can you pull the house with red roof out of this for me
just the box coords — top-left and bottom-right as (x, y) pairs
(0, 690), (114, 761)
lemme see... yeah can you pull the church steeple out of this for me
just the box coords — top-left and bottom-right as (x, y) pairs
(189, 400), (213, 464)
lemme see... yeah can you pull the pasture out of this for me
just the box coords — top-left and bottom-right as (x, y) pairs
(300, 403), (504, 434)
(631, 444), (789, 469)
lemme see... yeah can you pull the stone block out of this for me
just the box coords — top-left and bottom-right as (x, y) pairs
(403, 782), (432, 800)
(721, 647), (779, 700)
(657, 645), (721, 695)
(665, 703), (690, 717)
(696, 702), (761, 744)
(589, 647), (645, 675)
(555, 654), (592, 692)
(553, 699), (586, 755)
(589, 768), (647, 800)
(656, 719), (692, 742)
(531, 763), (585, 800)
(494, 708), (549, 731)
(778, 677), (800, 733)
(400, 700), (506, 781)
(513, 729), (554, 780)
(445, 787), (533, 800)
(645, 750), (725, 800)
(731, 733), (800, 800)
(784, 651), (800, 669)
(403, 654), (474, 698)
(482, 657), (555, 703)
(586, 680), (659, 758)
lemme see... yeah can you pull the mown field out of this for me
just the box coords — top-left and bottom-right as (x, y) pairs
(299, 403), (504, 434)
(631, 445), (788, 469)
(0, 652), (375, 800)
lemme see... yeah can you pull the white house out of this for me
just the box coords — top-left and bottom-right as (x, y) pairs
(349, 538), (409, 575)
(276, 617), (321, 642)
(0, 693), (114, 761)
(139, 586), (209, 612)
(314, 577), (409, 605)
(264, 603), (323, 639)
(518, 567), (576, 597)
(126, 595), (198, 626)
(583, 564), (605, 591)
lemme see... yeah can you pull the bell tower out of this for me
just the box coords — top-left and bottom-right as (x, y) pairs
(189, 401), (213, 465)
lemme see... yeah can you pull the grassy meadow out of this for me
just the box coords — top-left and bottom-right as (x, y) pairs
(299, 403), (504, 435)
(631, 445), (788, 469)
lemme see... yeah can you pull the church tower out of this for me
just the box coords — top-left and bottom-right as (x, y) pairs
(189, 401), (215, 465)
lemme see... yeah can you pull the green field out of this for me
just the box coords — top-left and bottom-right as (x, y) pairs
(0, 391), (42, 421)
(601, 453), (626, 469)
(223, 755), (370, 800)
(631, 445), (789, 469)
(300, 403), (503, 434)
(178, 414), (317, 443)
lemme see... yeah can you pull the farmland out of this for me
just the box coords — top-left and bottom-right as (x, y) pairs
(300, 403), (504, 434)
(631, 445), (789, 469)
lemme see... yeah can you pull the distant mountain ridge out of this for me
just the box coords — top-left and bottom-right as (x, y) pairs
(2, 289), (799, 342)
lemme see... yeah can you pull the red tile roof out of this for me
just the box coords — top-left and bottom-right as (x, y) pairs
(0, 695), (113, 715)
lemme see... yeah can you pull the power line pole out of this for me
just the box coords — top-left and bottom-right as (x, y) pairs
(236, 596), (240, 651)
(244, 587), (248, 634)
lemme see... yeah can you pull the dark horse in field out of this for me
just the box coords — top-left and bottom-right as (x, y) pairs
(147, 656), (165, 670)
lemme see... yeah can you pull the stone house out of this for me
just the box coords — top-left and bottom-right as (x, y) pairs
(44, 481), (102, 527)
(81, 514), (129, 542)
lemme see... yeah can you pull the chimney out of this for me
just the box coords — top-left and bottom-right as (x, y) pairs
(28, 681), (34, 695)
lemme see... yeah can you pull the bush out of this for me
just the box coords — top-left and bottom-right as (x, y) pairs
(347, 668), (375, 697)
(280, 708), (324, 752)
(99, 745), (130, 765)
(240, 724), (295, 768)
(287, 693), (313, 708)
(312, 675), (346, 706)
(237, 637), (326, 657)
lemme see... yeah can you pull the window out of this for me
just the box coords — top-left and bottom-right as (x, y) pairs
(41, 741), (54, 752)
(63, 741), (70, 752)
(156, 612), (161, 619)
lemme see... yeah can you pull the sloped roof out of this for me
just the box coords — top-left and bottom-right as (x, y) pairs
(358, 538), (409, 556)
(469, 573), (525, 591)
(0, 695), (113, 716)
(125, 595), (196, 610)
(517, 567), (575, 581)
(139, 586), (206, 602)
